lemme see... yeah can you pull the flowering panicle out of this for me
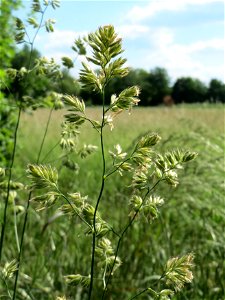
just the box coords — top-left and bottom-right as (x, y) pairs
(1, 259), (18, 280)
(110, 86), (140, 112)
(27, 164), (58, 189)
(64, 274), (90, 287)
(96, 238), (122, 276)
(23, 22), (197, 299)
(164, 253), (194, 291)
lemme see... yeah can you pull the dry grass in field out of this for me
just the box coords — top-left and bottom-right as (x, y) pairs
(17, 105), (224, 173)
(11, 105), (225, 300)
(20, 105), (224, 147)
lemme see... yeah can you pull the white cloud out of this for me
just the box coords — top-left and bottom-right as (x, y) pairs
(126, 0), (223, 22)
(116, 24), (150, 39)
(40, 29), (87, 51)
(35, 29), (88, 67)
(134, 27), (224, 82)
(188, 39), (224, 52)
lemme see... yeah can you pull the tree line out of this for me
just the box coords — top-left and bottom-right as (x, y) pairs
(4, 45), (225, 106)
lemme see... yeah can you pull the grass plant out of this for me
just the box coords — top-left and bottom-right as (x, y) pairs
(0, 0), (224, 298)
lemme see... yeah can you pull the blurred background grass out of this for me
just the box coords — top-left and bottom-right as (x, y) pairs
(4, 104), (224, 299)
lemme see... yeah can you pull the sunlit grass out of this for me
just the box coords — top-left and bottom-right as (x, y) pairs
(10, 104), (225, 299)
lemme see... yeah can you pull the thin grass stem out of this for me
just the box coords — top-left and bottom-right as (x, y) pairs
(88, 90), (106, 300)
(12, 4), (51, 298)
(0, 105), (22, 262)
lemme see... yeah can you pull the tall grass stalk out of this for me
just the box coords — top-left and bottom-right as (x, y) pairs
(9, 22), (197, 299)
(0, 106), (22, 261)
(5, 2), (60, 298)
(0, 0), (52, 265)
(12, 106), (54, 299)
(88, 91), (106, 299)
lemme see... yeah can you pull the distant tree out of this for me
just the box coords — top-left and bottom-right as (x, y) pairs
(86, 67), (171, 106)
(146, 67), (171, 106)
(106, 67), (171, 106)
(172, 77), (207, 104)
(105, 68), (151, 106)
(207, 79), (225, 103)
(55, 69), (80, 96)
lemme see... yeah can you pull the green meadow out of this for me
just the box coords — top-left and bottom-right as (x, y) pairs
(4, 104), (223, 299)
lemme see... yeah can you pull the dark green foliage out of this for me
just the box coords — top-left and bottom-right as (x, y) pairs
(172, 77), (207, 103)
(207, 79), (225, 103)
(82, 67), (171, 106)
(145, 67), (171, 106)
(106, 69), (152, 106)
(0, 99), (16, 166)
(0, 0), (21, 70)
(54, 69), (80, 96)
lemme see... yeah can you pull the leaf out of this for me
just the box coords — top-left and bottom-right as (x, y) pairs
(79, 144), (98, 159)
(63, 95), (85, 113)
(64, 274), (90, 287)
(72, 37), (86, 55)
(51, 0), (60, 9)
(61, 56), (74, 69)
(45, 19), (56, 33)
(27, 164), (58, 189)
(15, 31), (25, 44)
(15, 18), (25, 30)
(64, 113), (85, 125)
(136, 133), (161, 150)
(79, 62), (102, 92)
(27, 17), (39, 28)
(32, 0), (41, 12)
(2, 259), (18, 280)
(164, 253), (194, 291)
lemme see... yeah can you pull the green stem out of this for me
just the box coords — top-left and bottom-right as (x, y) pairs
(12, 5), (51, 298)
(12, 190), (31, 300)
(129, 288), (149, 299)
(40, 140), (60, 163)
(0, 105), (22, 262)
(37, 106), (54, 163)
(13, 199), (20, 253)
(57, 189), (93, 230)
(102, 180), (162, 299)
(129, 276), (164, 300)
(105, 156), (133, 178)
(88, 90), (106, 300)
(0, 15), (41, 260)
(12, 105), (54, 300)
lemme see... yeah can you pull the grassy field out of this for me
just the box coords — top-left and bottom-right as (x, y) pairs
(1, 105), (224, 299)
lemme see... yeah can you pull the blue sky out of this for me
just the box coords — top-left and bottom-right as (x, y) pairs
(16, 0), (224, 83)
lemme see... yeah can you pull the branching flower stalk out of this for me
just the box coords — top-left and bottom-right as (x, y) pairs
(71, 26), (135, 300)
(101, 181), (160, 299)
(102, 154), (195, 298)
(89, 90), (107, 299)
(23, 24), (197, 299)
(58, 25), (197, 299)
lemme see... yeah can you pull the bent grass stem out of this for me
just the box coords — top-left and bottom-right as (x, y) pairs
(12, 106), (54, 299)
(0, 105), (22, 262)
(88, 91), (106, 300)
(12, 5), (53, 298)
